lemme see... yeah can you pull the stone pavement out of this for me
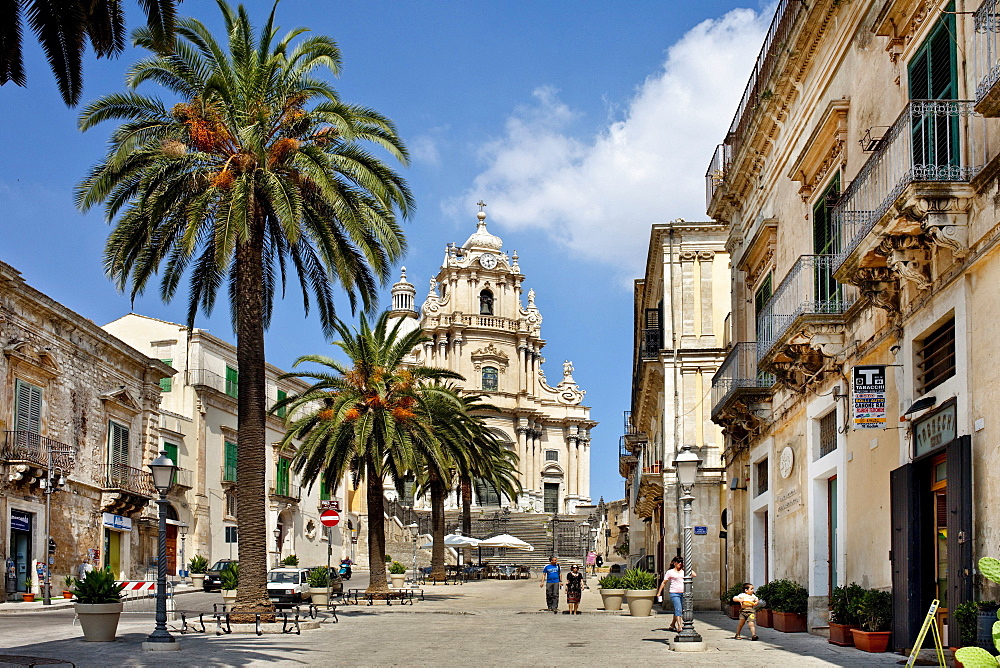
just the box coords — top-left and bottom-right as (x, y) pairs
(0, 577), (942, 666)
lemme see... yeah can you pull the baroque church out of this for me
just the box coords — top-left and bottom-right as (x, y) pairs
(388, 206), (596, 514)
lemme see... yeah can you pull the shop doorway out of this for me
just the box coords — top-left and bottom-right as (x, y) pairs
(104, 529), (122, 577)
(10, 510), (32, 592)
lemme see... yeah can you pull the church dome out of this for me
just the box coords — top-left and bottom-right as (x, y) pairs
(463, 209), (503, 252)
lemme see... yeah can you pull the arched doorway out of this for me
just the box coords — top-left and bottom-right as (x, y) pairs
(164, 504), (179, 575)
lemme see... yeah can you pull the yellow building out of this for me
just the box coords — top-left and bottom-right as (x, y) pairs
(707, 0), (1000, 646)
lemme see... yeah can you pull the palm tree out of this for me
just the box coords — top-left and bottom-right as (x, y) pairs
(1, 0), (177, 105)
(76, 1), (412, 611)
(277, 312), (461, 592)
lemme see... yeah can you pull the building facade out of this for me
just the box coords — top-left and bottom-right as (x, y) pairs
(620, 221), (730, 609)
(388, 208), (597, 513)
(0, 261), (170, 601)
(104, 314), (351, 572)
(706, 0), (1000, 645)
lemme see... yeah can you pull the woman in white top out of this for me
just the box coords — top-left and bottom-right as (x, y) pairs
(656, 556), (696, 632)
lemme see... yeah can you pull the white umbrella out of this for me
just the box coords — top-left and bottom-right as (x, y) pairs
(477, 533), (534, 551)
(419, 533), (482, 549)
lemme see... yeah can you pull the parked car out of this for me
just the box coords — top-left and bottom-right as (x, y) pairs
(203, 559), (238, 592)
(267, 568), (311, 606)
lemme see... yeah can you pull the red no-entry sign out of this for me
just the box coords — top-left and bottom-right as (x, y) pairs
(320, 509), (341, 527)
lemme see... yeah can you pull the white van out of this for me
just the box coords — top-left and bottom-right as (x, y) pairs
(267, 568), (311, 606)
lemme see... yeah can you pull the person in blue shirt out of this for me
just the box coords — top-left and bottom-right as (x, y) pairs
(539, 556), (561, 613)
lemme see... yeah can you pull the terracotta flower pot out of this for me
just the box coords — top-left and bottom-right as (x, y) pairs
(756, 608), (773, 627)
(62, 590), (73, 599)
(773, 611), (807, 633)
(727, 603), (740, 620)
(828, 622), (858, 646)
(21, 593), (35, 603)
(599, 588), (625, 611)
(851, 629), (892, 653)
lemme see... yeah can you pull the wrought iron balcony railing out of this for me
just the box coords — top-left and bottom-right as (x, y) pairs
(833, 100), (985, 269)
(975, 2), (1000, 110)
(756, 255), (856, 361)
(1, 431), (76, 472)
(187, 368), (226, 394)
(619, 435), (638, 460)
(270, 483), (301, 501)
(711, 343), (775, 418)
(102, 463), (155, 497)
(705, 142), (732, 213)
(640, 327), (662, 360)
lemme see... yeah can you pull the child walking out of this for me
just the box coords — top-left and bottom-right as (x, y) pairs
(733, 582), (760, 640)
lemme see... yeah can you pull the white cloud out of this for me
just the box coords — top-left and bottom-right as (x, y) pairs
(452, 8), (768, 281)
(409, 134), (441, 166)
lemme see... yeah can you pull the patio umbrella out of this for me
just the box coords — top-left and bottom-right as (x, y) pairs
(477, 533), (534, 551)
(419, 533), (481, 549)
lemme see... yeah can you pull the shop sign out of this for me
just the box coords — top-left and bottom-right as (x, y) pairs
(10, 510), (31, 532)
(102, 513), (132, 531)
(913, 401), (957, 458)
(852, 365), (887, 429)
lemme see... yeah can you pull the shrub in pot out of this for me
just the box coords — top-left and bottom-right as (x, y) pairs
(388, 561), (407, 588)
(622, 568), (658, 617)
(20, 577), (35, 602)
(598, 575), (626, 612)
(220, 562), (239, 603)
(308, 567), (332, 606)
(72, 568), (124, 641)
(281, 554), (299, 567)
(189, 555), (209, 589)
(851, 589), (892, 652)
(769, 579), (807, 633)
(722, 583), (744, 620)
(62, 575), (76, 599)
(956, 557), (1000, 667)
(754, 582), (774, 627)
(828, 582), (865, 646)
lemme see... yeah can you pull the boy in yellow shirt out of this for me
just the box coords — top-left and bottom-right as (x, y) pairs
(733, 582), (760, 640)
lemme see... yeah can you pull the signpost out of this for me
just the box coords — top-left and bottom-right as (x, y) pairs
(320, 509), (340, 527)
(852, 365), (887, 429)
(905, 599), (945, 668)
(320, 509), (340, 609)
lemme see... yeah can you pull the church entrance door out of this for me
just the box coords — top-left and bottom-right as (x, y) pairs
(544, 483), (559, 513)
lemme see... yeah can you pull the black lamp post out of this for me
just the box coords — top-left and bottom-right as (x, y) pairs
(273, 527), (282, 568)
(672, 445), (702, 645)
(144, 450), (178, 651)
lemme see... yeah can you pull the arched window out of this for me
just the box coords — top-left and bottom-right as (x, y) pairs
(479, 289), (494, 315)
(482, 366), (498, 391)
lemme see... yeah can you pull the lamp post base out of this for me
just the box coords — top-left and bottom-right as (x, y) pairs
(669, 639), (707, 652)
(142, 640), (180, 652)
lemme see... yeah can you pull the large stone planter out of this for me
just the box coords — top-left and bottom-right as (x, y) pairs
(773, 611), (807, 633)
(389, 574), (407, 589)
(851, 629), (892, 653)
(599, 588), (625, 612)
(726, 603), (740, 620)
(625, 589), (657, 617)
(309, 588), (329, 606)
(828, 622), (858, 646)
(756, 608), (773, 627)
(191, 573), (205, 589)
(76, 602), (123, 642)
(222, 590), (238, 604)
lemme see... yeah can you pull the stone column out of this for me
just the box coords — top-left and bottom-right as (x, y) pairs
(567, 434), (578, 497)
(681, 251), (696, 337)
(699, 251), (716, 338)
(516, 424), (529, 491)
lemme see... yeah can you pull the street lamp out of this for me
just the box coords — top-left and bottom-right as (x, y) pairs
(406, 523), (419, 586)
(672, 445), (702, 646)
(579, 522), (590, 582)
(273, 527), (282, 568)
(144, 451), (178, 651)
(178, 524), (188, 583)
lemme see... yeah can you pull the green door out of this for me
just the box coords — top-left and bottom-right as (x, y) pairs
(908, 5), (958, 174)
(276, 458), (290, 496)
(813, 175), (842, 308)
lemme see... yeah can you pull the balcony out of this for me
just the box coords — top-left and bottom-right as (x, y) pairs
(705, 142), (732, 216)
(101, 463), (154, 515)
(174, 467), (194, 490)
(188, 368), (240, 398)
(975, 2), (1000, 116)
(833, 100), (985, 303)
(269, 483), (301, 502)
(640, 327), (661, 361)
(756, 255), (856, 386)
(711, 343), (774, 447)
(618, 436), (638, 479)
(2, 431), (76, 486)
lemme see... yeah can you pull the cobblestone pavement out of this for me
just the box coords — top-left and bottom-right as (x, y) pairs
(0, 577), (936, 666)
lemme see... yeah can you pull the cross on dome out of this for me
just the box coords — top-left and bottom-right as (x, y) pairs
(464, 201), (503, 251)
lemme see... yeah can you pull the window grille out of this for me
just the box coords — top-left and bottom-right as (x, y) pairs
(819, 411), (838, 458)
(756, 459), (769, 496)
(545, 450), (559, 461)
(916, 317), (955, 394)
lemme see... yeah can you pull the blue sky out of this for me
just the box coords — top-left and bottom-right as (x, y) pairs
(0, 0), (769, 503)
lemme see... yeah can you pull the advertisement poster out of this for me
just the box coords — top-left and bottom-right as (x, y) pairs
(852, 365), (887, 429)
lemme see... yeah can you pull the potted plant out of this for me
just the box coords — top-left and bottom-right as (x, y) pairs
(851, 588), (893, 652)
(722, 583), (744, 620)
(307, 567), (332, 605)
(598, 575), (626, 612)
(622, 568), (658, 617)
(62, 575), (75, 599)
(72, 568), (124, 641)
(20, 576), (35, 602)
(220, 562), (239, 604)
(388, 561), (407, 588)
(828, 582), (864, 646)
(189, 555), (208, 589)
(769, 579), (807, 633)
(755, 581), (774, 628)
(281, 554), (299, 567)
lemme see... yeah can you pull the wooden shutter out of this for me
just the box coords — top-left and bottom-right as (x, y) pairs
(225, 366), (238, 398)
(946, 436), (973, 647)
(224, 441), (238, 482)
(108, 422), (130, 477)
(164, 443), (179, 485)
(891, 463), (926, 651)
(14, 380), (42, 434)
(159, 360), (173, 392)
(908, 6), (955, 101)
(276, 458), (290, 496)
(276, 389), (287, 418)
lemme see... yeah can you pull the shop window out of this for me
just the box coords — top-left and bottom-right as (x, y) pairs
(916, 317), (955, 395)
(756, 458), (769, 496)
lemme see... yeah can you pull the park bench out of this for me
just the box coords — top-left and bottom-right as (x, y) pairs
(210, 603), (313, 635)
(345, 588), (413, 606)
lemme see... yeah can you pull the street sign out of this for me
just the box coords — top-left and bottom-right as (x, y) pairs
(852, 365), (887, 429)
(694, 526), (708, 535)
(320, 509), (341, 527)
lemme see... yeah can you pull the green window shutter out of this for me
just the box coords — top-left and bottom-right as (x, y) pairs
(159, 360), (173, 392)
(754, 274), (772, 321)
(225, 366), (238, 398)
(164, 442), (179, 485)
(108, 421), (130, 471)
(276, 389), (287, 418)
(276, 458), (290, 496)
(14, 380), (42, 434)
(319, 474), (330, 501)
(908, 4), (956, 102)
(224, 441), (238, 482)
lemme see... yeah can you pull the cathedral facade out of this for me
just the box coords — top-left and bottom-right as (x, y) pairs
(389, 208), (596, 514)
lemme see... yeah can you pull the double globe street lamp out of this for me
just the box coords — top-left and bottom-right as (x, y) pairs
(672, 445), (704, 649)
(143, 450), (179, 651)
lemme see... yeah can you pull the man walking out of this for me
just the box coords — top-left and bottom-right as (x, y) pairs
(540, 556), (562, 613)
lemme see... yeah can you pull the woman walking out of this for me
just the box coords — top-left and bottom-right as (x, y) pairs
(656, 557), (695, 632)
(566, 565), (585, 615)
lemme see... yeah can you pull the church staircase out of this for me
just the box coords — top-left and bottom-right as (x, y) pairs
(442, 509), (594, 569)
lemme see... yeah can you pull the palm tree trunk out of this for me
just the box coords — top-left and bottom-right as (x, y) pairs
(430, 474), (446, 580)
(366, 457), (389, 592)
(460, 475), (473, 537)
(234, 232), (274, 614)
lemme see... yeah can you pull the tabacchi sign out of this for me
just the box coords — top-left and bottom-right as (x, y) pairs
(852, 365), (886, 429)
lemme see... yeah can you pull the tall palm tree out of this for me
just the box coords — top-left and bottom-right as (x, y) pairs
(76, 1), (412, 611)
(276, 312), (461, 592)
(1, 0), (177, 105)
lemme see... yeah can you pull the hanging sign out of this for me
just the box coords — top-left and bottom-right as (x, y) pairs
(913, 401), (957, 458)
(10, 510), (31, 532)
(852, 365), (887, 429)
(102, 513), (132, 531)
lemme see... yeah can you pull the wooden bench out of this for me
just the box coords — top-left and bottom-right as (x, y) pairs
(345, 588), (413, 606)
(211, 603), (311, 635)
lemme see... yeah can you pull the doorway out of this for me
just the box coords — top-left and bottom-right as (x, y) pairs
(828, 477), (838, 595)
(10, 510), (32, 593)
(104, 529), (122, 577)
(543, 483), (559, 513)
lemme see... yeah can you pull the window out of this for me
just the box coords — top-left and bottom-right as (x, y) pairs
(545, 450), (559, 461)
(319, 475), (331, 502)
(14, 379), (42, 434)
(819, 411), (838, 459)
(755, 458), (769, 496)
(276, 389), (287, 418)
(479, 289), (494, 315)
(754, 274), (772, 321)
(224, 440), (238, 482)
(225, 488), (238, 518)
(813, 176), (842, 305)
(908, 5), (958, 170)
(164, 442), (179, 485)
(475, 477), (500, 507)
(225, 365), (238, 398)
(224, 526), (238, 543)
(276, 458), (291, 496)
(159, 359), (173, 392)
(482, 366), (498, 391)
(916, 317), (956, 394)
(108, 421), (129, 469)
